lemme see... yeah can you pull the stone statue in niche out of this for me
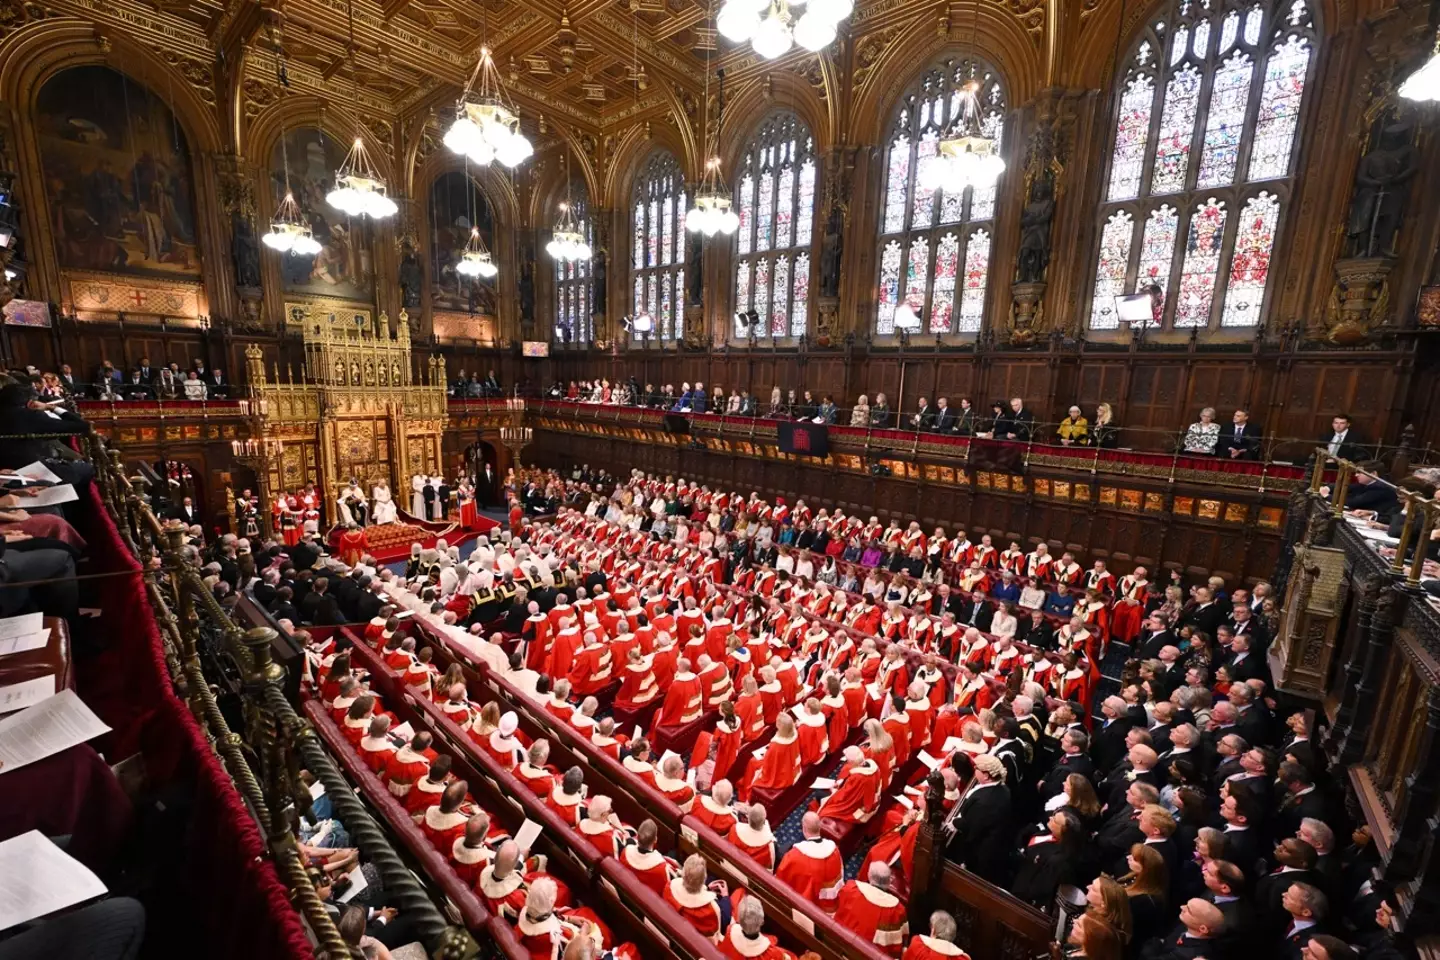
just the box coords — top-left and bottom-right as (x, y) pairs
(398, 242), (423, 310)
(593, 247), (607, 307)
(231, 211), (261, 289)
(1016, 172), (1056, 284)
(820, 203), (843, 298)
(1345, 118), (1418, 259)
(519, 260), (535, 321)
(686, 235), (703, 307)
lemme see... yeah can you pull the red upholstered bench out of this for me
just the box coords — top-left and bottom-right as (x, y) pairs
(651, 709), (718, 756)
(610, 698), (660, 734)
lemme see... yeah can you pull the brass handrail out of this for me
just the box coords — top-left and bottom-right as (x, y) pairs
(1309, 447), (1438, 588)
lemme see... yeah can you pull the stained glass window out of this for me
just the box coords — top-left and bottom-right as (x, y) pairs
(1090, 211), (1135, 330)
(631, 151), (686, 342)
(876, 56), (1006, 337)
(732, 112), (818, 339)
(1087, 0), (1315, 332)
(553, 193), (593, 344)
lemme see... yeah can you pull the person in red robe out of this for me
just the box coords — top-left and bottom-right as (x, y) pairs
(383, 732), (434, 799)
(340, 696), (376, 748)
(358, 715), (396, 773)
(515, 739), (556, 797)
(338, 523), (369, 566)
(652, 657), (706, 733)
(734, 678), (767, 742)
(450, 812), (506, 887)
(404, 756), (452, 816)
(590, 718), (628, 761)
(726, 804), (776, 869)
(692, 780), (741, 835)
(663, 855), (726, 942)
(901, 911), (969, 960)
(547, 766), (587, 827)
(775, 812), (844, 912)
(653, 754), (697, 813)
(794, 699), (830, 767)
(568, 631), (615, 697)
(834, 863), (910, 958)
(575, 794), (626, 857)
(618, 820), (676, 896)
(740, 714), (802, 802)
(902, 683), (933, 755)
(697, 655), (734, 708)
(720, 896), (799, 960)
(482, 712), (525, 771)
(816, 747), (883, 825)
(419, 781), (471, 853)
(622, 739), (658, 788)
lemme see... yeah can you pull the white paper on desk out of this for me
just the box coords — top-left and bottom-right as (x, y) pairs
(810, 777), (838, 790)
(0, 630), (48, 658)
(0, 831), (109, 932)
(335, 863), (368, 903)
(916, 751), (943, 771)
(390, 721), (414, 741)
(513, 818), (543, 853)
(0, 689), (109, 774)
(15, 462), (62, 484)
(0, 613), (42, 643)
(22, 484), (77, 508)
(0, 676), (57, 715)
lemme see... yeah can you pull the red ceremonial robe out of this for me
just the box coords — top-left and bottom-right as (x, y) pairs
(662, 879), (724, 941)
(775, 838), (843, 912)
(619, 844), (675, 896)
(816, 758), (882, 824)
(654, 671), (706, 730)
(726, 820), (777, 869)
(834, 880), (910, 958)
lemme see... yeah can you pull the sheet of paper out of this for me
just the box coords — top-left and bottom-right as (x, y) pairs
(791, 909), (816, 935)
(335, 863), (368, 903)
(659, 749), (681, 769)
(903, 785), (924, 797)
(390, 721), (414, 741)
(0, 676), (57, 715)
(0, 831), (109, 931)
(0, 630), (49, 658)
(15, 462), (62, 484)
(513, 818), (543, 853)
(633, 725), (643, 741)
(893, 794), (914, 810)
(0, 689), (109, 774)
(0, 613), (42, 643)
(309, 780), (327, 800)
(865, 682), (881, 700)
(22, 484), (77, 508)
(810, 777), (837, 790)
(916, 750), (943, 771)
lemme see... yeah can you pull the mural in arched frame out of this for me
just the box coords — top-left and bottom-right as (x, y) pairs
(269, 126), (376, 301)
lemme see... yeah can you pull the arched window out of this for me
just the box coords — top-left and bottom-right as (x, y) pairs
(875, 56), (1006, 336)
(554, 195), (593, 345)
(733, 112), (817, 339)
(1087, 0), (1315, 333)
(631, 151), (687, 342)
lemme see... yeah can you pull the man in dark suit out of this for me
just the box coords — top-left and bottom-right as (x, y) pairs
(1038, 729), (1096, 802)
(932, 397), (958, 433)
(268, 586), (299, 624)
(911, 397), (935, 431)
(289, 534), (324, 573)
(354, 579), (385, 624)
(1180, 587), (1228, 638)
(1219, 791), (1266, 873)
(1204, 859), (1258, 953)
(437, 478), (451, 519)
(1319, 414), (1366, 461)
(1136, 614), (1176, 659)
(1228, 602), (1270, 655)
(483, 369), (501, 397)
(1342, 471), (1399, 520)
(960, 590), (993, 632)
(1018, 608), (1054, 649)
(943, 754), (1012, 885)
(1256, 840), (1326, 930)
(136, 357), (158, 383)
(170, 496), (201, 524)
(299, 576), (333, 625)
(1094, 785), (1147, 871)
(422, 477), (437, 520)
(205, 366), (230, 399)
(1001, 397), (1035, 442)
(1091, 696), (1135, 773)
(57, 363), (81, 394)
(1218, 408), (1263, 460)
(1277, 882), (1330, 960)
(1148, 899), (1228, 960)
(1275, 763), (1330, 840)
(1223, 634), (1272, 689)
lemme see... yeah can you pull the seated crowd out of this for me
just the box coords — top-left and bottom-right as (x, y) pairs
(226, 464), (1416, 960)
(15, 357), (233, 401)
(543, 379), (1367, 462)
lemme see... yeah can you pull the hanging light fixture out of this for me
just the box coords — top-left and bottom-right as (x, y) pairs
(328, 0), (398, 219)
(684, 49), (738, 238)
(1399, 27), (1440, 101)
(262, 29), (322, 256)
(445, 1), (533, 171)
(456, 227), (498, 279)
(264, 190), (322, 256)
(922, 0), (1004, 194)
(718, 0), (849, 59)
(687, 158), (740, 236)
(547, 152), (592, 262)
